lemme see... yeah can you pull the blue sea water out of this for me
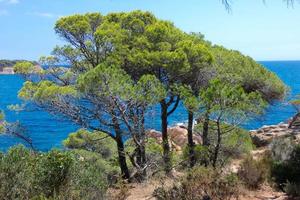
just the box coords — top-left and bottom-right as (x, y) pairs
(0, 61), (299, 151)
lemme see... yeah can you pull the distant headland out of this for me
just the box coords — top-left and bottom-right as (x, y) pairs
(0, 59), (37, 74)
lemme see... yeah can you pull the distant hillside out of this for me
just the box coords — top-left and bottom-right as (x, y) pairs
(0, 60), (37, 71)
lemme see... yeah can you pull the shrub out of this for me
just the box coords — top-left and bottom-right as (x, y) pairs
(284, 182), (300, 197)
(271, 145), (300, 196)
(0, 145), (112, 200)
(63, 129), (117, 160)
(125, 137), (164, 175)
(238, 154), (271, 189)
(270, 137), (296, 162)
(194, 123), (254, 167)
(34, 150), (73, 197)
(70, 149), (119, 185)
(222, 128), (254, 157)
(153, 166), (240, 200)
(182, 145), (210, 166)
(0, 145), (35, 199)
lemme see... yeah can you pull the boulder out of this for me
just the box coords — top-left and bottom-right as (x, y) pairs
(279, 123), (289, 129)
(250, 122), (300, 147)
(146, 126), (202, 152)
(262, 125), (272, 132)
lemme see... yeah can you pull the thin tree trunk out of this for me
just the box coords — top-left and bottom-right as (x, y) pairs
(160, 100), (171, 173)
(112, 112), (130, 179)
(134, 108), (147, 180)
(140, 109), (147, 178)
(213, 120), (221, 168)
(202, 110), (210, 146)
(187, 111), (196, 168)
(115, 133), (130, 179)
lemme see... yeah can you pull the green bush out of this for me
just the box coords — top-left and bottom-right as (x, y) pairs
(193, 123), (253, 167)
(271, 145), (300, 196)
(284, 182), (300, 197)
(0, 145), (111, 199)
(238, 154), (271, 189)
(0, 145), (35, 199)
(270, 137), (296, 162)
(222, 128), (254, 157)
(153, 166), (240, 200)
(34, 150), (73, 197)
(182, 144), (210, 166)
(63, 128), (117, 160)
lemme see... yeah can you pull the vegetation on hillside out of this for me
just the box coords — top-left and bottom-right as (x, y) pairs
(0, 60), (37, 71)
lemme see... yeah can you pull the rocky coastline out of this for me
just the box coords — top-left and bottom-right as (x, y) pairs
(146, 116), (300, 153)
(250, 121), (300, 147)
(0, 67), (14, 74)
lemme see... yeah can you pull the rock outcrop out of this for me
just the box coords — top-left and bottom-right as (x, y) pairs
(250, 122), (300, 147)
(147, 126), (202, 152)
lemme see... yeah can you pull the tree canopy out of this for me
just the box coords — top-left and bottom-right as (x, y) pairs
(14, 10), (286, 179)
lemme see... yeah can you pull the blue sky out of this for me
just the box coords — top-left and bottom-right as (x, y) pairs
(0, 0), (300, 61)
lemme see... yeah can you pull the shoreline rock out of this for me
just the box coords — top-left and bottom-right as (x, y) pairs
(250, 121), (300, 147)
(0, 67), (14, 75)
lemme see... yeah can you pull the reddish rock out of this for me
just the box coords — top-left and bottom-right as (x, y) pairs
(146, 126), (202, 152)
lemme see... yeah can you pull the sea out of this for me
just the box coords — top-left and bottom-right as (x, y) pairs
(0, 61), (299, 151)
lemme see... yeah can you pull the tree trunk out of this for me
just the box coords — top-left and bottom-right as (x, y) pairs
(213, 120), (221, 168)
(160, 100), (171, 173)
(135, 108), (147, 180)
(187, 111), (196, 168)
(136, 143), (146, 179)
(115, 132), (130, 179)
(202, 110), (210, 147)
(112, 112), (130, 180)
(288, 112), (300, 128)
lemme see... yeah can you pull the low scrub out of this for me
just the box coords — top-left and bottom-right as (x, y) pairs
(238, 154), (271, 189)
(194, 123), (254, 167)
(0, 145), (114, 200)
(153, 166), (240, 200)
(271, 145), (300, 197)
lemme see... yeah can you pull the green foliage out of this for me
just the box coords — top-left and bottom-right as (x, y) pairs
(222, 127), (254, 157)
(182, 144), (210, 165)
(0, 110), (5, 133)
(18, 80), (77, 102)
(0, 59), (37, 68)
(0, 145), (110, 199)
(135, 74), (167, 105)
(284, 182), (300, 197)
(34, 150), (73, 197)
(200, 79), (267, 120)
(0, 145), (35, 199)
(63, 129), (120, 174)
(13, 61), (34, 73)
(63, 129), (116, 159)
(125, 137), (163, 171)
(238, 154), (272, 189)
(270, 137), (296, 162)
(66, 149), (117, 198)
(15, 10), (287, 181)
(194, 122), (254, 166)
(271, 145), (300, 196)
(212, 47), (286, 101)
(290, 95), (300, 112)
(153, 166), (240, 200)
(78, 64), (134, 99)
(13, 61), (42, 77)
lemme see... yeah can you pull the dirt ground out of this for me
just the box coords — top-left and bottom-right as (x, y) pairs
(109, 148), (295, 200)
(109, 177), (290, 200)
